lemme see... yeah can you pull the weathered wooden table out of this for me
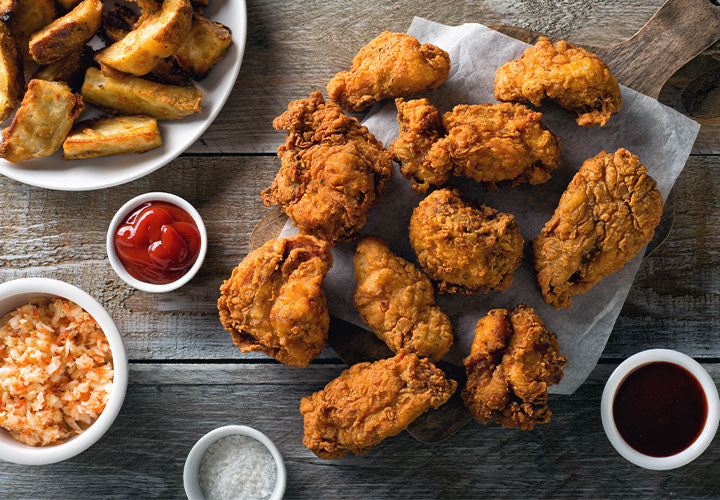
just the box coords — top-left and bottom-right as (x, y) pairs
(1, 1), (719, 498)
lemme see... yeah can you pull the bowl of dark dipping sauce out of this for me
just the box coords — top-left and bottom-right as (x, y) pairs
(601, 349), (720, 470)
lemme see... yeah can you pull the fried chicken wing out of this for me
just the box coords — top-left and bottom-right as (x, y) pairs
(327, 31), (450, 112)
(409, 188), (524, 294)
(430, 102), (561, 188)
(388, 98), (451, 193)
(495, 37), (622, 127)
(353, 235), (453, 362)
(217, 235), (333, 368)
(462, 304), (566, 430)
(261, 91), (393, 245)
(300, 350), (457, 458)
(533, 148), (663, 309)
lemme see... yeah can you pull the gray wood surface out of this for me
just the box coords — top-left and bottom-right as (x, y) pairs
(0, 0), (719, 498)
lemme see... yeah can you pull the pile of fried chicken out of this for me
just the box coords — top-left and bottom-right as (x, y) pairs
(217, 31), (663, 458)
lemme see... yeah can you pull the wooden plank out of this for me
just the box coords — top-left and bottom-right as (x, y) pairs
(0, 362), (718, 498)
(186, 0), (718, 155)
(0, 155), (717, 361)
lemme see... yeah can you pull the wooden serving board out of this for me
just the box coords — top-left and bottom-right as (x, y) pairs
(250, 0), (720, 444)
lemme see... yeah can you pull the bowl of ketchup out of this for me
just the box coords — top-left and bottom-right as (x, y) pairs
(107, 193), (208, 293)
(601, 349), (720, 470)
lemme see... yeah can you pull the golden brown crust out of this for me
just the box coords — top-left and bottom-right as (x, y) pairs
(409, 188), (524, 294)
(388, 98), (451, 193)
(261, 91), (394, 246)
(300, 351), (457, 458)
(29, 0), (102, 65)
(0, 0), (55, 61)
(327, 31), (450, 112)
(0, 20), (23, 122)
(494, 37), (622, 127)
(0, 79), (83, 162)
(533, 148), (663, 309)
(217, 235), (333, 368)
(33, 45), (93, 90)
(81, 67), (202, 120)
(353, 235), (453, 362)
(62, 115), (163, 160)
(461, 304), (566, 430)
(96, 0), (192, 76)
(173, 14), (232, 80)
(430, 102), (561, 188)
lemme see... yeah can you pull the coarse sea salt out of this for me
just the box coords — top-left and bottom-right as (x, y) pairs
(199, 434), (277, 500)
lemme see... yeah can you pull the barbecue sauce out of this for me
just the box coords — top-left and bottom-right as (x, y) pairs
(612, 362), (707, 457)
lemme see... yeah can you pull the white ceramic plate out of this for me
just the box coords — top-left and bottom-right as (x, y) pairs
(0, 0), (247, 191)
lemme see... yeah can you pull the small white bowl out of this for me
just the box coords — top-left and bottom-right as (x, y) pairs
(0, 278), (128, 465)
(601, 349), (720, 470)
(106, 192), (208, 293)
(184, 425), (286, 500)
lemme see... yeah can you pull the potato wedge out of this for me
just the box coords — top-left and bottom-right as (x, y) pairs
(29, 0), (102, 65)
(0, 0), (55, 61)
(0, 79), (83, 162)
(96, 0), (192, 76)
(0, 20), (23, 122)
(173, 14), (232, 80)
(57, 0), (82, 10)
(81, 67), (201, 120)
(99, 6), (189, 86)
(63, 115), (162, 159)
(33, 45), (93, 90)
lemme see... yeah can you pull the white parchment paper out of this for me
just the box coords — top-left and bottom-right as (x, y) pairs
(280, 18), (700, 394)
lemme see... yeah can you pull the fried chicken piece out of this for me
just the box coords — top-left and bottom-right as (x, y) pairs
(261, 92), (394, 245)
(327, 31), (450, 112)
(353, 235), (453, 362)
(409, 188), (524, 294)
(388, 98), (451, 193)
(300, 350), (457, 458)
(462, 304), (566, 430)
(495, 37), (622, 127)
(533, 149), (663, 309)
(429, 102), (561, 188)
(217, 235), (333, 368)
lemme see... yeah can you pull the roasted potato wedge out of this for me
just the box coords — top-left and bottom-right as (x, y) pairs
(0, 79), (83, 162)
(81, 67), (202, 120)
(99, 6), (189, 86)
(33, 45), (93, 90)
(29, 0), (102, 65)
(174, 14), (232, 79)
(96, 0), (192, 76)
(0, 0), (55, 61)
(63, 115), (162, 159)
(0, 20), (23, 122)
(57, 0), (82, 11)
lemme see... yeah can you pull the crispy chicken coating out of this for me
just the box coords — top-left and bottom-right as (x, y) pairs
(217, 235), (333, 368)
(431, 102), (561, 188)
(353, 235), (453, 362)
(388, 98), (450, 193)
(495, 37), (622, 127)
(300, 350), (457, 458)
(327, 31), (450, 112)
(261, 92), (394, 245)
(462, 305), (566, 430)
(533, 148), (663, 309)
(409, 188), (524, 294)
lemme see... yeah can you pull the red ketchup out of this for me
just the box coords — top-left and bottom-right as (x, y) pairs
(114, 201), (201, 285)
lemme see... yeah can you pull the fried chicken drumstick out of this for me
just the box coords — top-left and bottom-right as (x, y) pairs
(300, 350), (457, 458)
(534, 148), (663, 309)
(261, 92), (393, 246)
(462, 305), (567, 430)
(217, 235), (333, 368)
(354, 235), (453, 362)
(495, 37), (622, 127)
(327, 31), (450, 112)
(409, 188), (524, 294)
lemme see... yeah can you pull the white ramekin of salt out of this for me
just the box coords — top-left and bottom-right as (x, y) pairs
(184, 425), (286, 500)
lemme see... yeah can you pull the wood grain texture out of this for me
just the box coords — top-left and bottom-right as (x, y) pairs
(1, 362), (719, 499)
(0, 155), (717, 362)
